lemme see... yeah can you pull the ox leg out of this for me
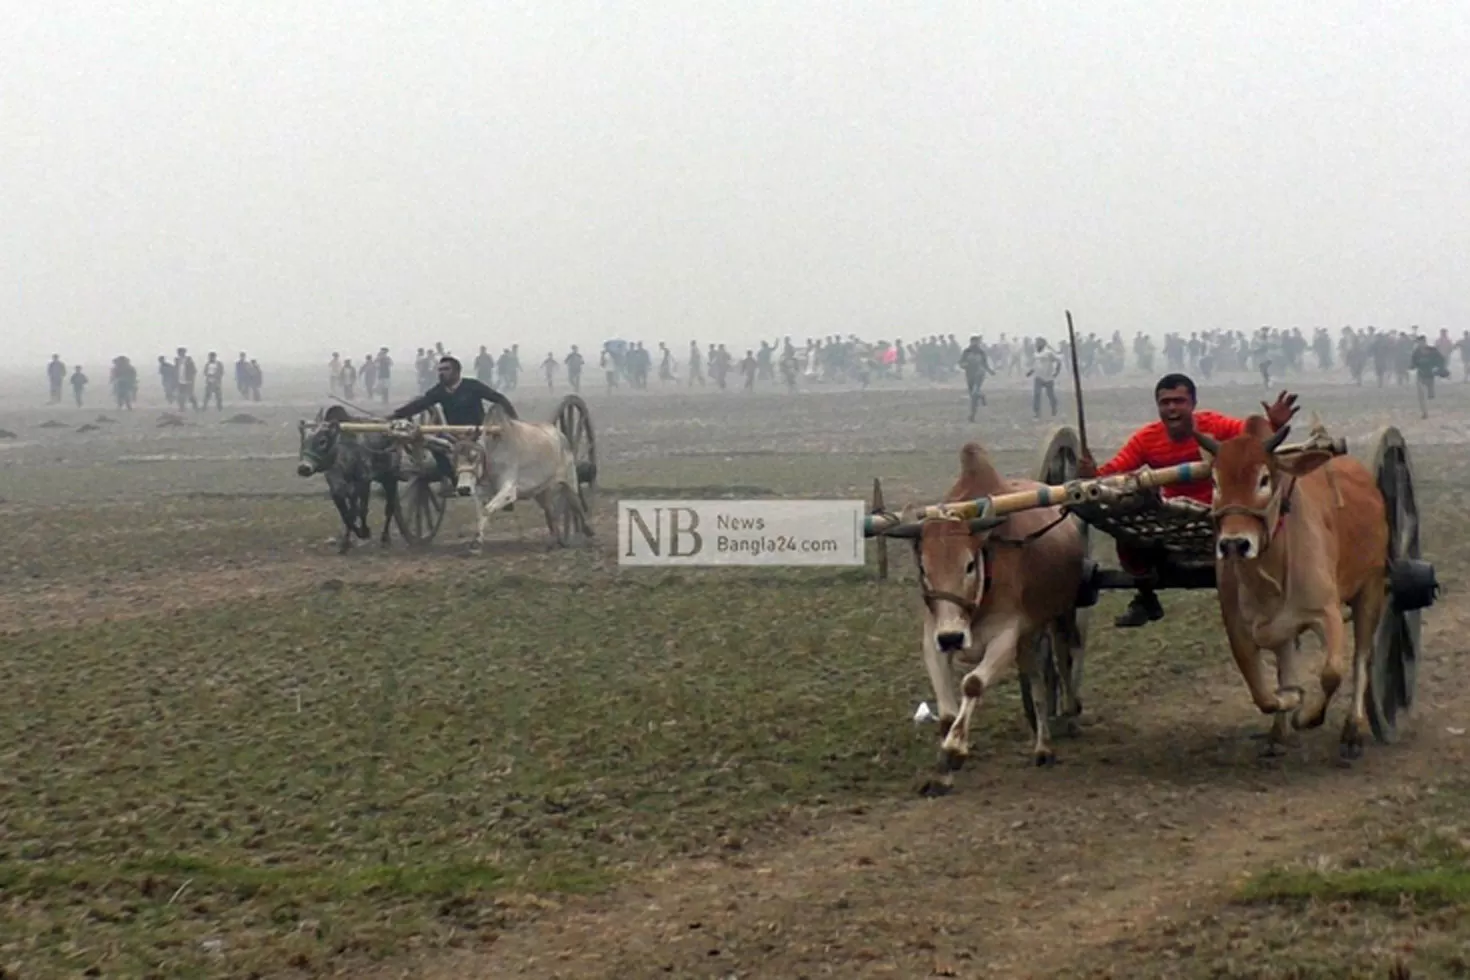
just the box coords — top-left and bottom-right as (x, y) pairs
(1218, 575), (1293, 752)
(331, 494), (356, 554)
(480, 474), (519, 528)
(1018, 632), (1056, 766)
(567, 482), (593, 539)
(379, 477), (399, 548)
(1055, 613), (1086, 728)
(1263, 639), (1310, 755)
(1294, 617), (1343, 731)
(1343, 582), (1388, 759)
(537, 489), (556, 539)
(468, 485), (490, 553)
(939, 625), (1020, 770)
(921, 620), (961, 738)
(354, 482), (372, 539)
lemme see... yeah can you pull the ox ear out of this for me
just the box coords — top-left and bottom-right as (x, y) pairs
(1276, 449), (1332, 478)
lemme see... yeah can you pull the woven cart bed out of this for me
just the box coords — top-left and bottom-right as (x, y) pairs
(1068, 491), (1216, 567)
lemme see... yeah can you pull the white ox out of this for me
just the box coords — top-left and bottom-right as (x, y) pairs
(395, 410), (590, 550)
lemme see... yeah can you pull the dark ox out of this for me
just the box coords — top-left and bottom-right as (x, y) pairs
(296, 406), (402, 554)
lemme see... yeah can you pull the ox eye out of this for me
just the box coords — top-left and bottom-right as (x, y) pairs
(1257, 471), (1271, 491)
(965, 559), (977, 575)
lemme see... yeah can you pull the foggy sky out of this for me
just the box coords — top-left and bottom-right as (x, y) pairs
(5, 1), (1468, 368)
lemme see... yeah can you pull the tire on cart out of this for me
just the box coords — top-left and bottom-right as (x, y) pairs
(553, 394), (598, 513)
(1019, 425), (1091, 737)
(1365, 425), (1429, 744)
(391, 404), (449, 548)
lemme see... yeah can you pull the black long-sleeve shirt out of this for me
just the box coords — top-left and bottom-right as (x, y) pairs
(390, 378), (519, 425)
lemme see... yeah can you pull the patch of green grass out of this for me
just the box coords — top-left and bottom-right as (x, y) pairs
(1239, 784), (1470, 910)
(1241, 866), (1470, 907)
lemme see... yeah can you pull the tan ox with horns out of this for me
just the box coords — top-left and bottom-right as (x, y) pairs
(1197, 416), (1389, 759)
(908, 442), (1088, 773)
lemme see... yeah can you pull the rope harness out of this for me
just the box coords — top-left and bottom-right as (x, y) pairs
(1209, 472), (1297, 554)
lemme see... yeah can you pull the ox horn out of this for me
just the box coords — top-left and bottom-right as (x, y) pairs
(1194, 431), (1220, 455)
(1264, 424), (1291, 454)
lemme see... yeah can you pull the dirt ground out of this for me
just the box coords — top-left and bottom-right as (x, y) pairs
(2, 369), (1468, 979)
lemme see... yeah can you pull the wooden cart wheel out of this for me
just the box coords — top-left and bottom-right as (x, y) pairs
(553, 395), (598, 511)
(1020, 426), (1091, 735)
(1365, 426), (1421, 744)
(393, 470), (448, 547)
(390, 404), (451, 548)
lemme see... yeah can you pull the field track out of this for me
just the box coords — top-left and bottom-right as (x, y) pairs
(3, 374), (1468, 978)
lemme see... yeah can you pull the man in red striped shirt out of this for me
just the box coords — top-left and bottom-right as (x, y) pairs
(1077, 373), (1299, 628)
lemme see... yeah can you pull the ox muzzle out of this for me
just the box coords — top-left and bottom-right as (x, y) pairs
(1216, 533), (1258, 561)
(936, 629), (970, 654)
(296, 461), (316, 478)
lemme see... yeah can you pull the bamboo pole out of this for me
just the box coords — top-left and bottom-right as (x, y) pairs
(861, 431), (1344, 539)
(334, 422), (501, 437)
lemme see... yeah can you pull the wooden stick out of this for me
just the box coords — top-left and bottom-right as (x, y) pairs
(871, 477), (888, 581)
(1065, 310), (1089, 459)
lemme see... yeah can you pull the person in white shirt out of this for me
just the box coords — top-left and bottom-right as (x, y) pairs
(1028, 338), (1062, 420)
(202, 352), (226, 410)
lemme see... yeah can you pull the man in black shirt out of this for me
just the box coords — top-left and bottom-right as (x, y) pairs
(389, 355), (520, 487)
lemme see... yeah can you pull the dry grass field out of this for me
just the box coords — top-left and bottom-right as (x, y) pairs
(2, 371), (1468, 978)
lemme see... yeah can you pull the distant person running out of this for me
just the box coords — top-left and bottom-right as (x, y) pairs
(1410, 335), (1450, 419)
(958, 335), (993, 422)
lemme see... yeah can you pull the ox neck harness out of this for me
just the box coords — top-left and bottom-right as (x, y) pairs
(917, 511), (1072, 619)
(1210, 471), (1297, 553)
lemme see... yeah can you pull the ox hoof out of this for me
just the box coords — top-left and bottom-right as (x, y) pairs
(1033, 750), (1057, 768)
(917, 776), (954, 798)
(1054, 715), (1082, 739)
(1291, 708), (1327, 732)
(938, 747), (967, 773)
(1256, 740), (1289, 761)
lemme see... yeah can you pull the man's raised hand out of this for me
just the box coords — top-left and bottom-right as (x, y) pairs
(1263, 390), (1300, 430)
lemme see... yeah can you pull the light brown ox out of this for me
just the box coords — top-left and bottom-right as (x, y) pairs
(1197, 416), (1389, 759)
(909, 442), (1087, 771)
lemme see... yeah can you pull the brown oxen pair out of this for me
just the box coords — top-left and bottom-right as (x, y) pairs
(907, 443), (1088, 772)
(1198, 416), (1389, 759)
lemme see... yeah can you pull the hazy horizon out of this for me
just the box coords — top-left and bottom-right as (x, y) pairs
(6, 2), (1467, 369)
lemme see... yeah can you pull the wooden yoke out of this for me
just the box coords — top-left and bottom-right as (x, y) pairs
(863, 431), (1346, 540)
(336, 422), (502, 437)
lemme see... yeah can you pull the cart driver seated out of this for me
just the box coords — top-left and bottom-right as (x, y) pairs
(388, 355), (520, 494)
(1076, 374), (1299, 628)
